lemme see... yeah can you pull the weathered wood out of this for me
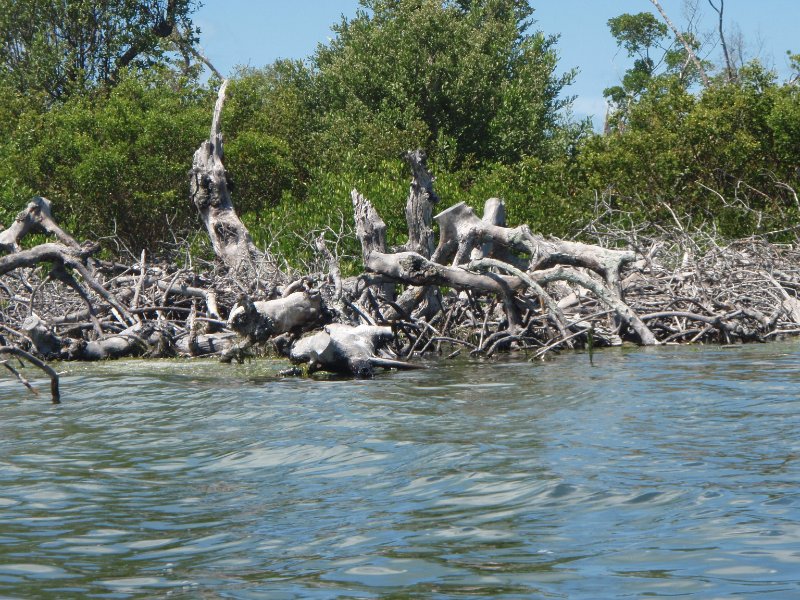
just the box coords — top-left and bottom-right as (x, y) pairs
(403, 149), (439, 258)
(3, 137), (799, 392)
(290, 323), (421, 377)
(0, 242), (132, 324)
(227, 291), (323, 342)
(472, 260), (657, 346)
(189, 80), (282, 285)
(176, 332), (236, 357)
(66, 326), (151, 361)
(433, 201), (635, 292)
(22, 315), (154, 361)
(0, 196), (79, 254)
(352, 188), (397, 305)
(0, 346), (60, 403)
(470, 197), (506, 261)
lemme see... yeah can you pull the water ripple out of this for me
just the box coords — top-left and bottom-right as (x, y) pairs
(1, 346), (799, 598)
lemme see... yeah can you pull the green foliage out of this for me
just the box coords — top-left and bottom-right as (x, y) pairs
(607, 12), (668, 58)
(603, 12), (705, 122)
(215, 0), (583, 265)
(0, 68), (210, 249)
(0, 0), (198, 102)
(580, 62), (800, 238)
(1, 1), (798, 264)
(311, 0), (574, 168)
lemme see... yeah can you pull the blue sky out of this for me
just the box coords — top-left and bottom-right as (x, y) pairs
(195, 1), (799, 127)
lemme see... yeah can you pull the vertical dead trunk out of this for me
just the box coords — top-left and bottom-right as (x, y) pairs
(397, 150), (441, 319)
(403, 149), (439, 257)
(189, 80), (282, 286)
(708, 0), (735, 82)
(352, 189), (395, 301)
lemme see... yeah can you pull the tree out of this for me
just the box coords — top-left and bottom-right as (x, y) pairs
(604, 12), (669, 106)
(648, 0), (710, 86)
(603, 11), (707, 129)
(0, 68), (210, 248)
(0, 0), (199, 101)
(582, 59), (800, 239)
(707, 0), (735, 82)
(310, 0), (575, 168)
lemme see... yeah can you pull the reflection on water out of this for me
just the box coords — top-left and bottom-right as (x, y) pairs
(1, 343), (800, 598)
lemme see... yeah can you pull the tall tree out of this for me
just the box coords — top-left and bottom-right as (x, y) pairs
(310, 0), (575, 167)
(0, 0), (198, 101)
(603, 10), (708, 129)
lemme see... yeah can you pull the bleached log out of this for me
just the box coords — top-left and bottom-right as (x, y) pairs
(363, 248), (655, 345)
(354, 179), (444, 320)
(227, 291), (323, 342)
(433, 201), (635, 292)
(365, 249), (522, 328)
(529, 266), (657, 345)
(290, 323), (421, 377)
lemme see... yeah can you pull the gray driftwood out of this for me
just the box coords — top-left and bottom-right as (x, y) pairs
(290, 324), (421, 377)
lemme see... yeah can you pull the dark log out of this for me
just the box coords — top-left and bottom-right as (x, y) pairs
(22, 313), (155, 361)
(66, 325), (151, 361)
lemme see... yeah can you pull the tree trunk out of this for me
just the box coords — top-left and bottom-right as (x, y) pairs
(403, 149), (439, 257)
(189, 80), (282, 286)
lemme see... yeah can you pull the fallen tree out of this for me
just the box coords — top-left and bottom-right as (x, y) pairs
(3, 80), (800, 399)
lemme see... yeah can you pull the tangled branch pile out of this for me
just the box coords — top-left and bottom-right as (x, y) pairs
(3, 83), (800, 403)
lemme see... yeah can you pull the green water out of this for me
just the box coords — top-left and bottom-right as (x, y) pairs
(1, 343), (799, 598)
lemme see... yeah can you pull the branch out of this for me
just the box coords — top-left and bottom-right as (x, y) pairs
(650, 0), (710, 86)
(0, 346), (60, 403)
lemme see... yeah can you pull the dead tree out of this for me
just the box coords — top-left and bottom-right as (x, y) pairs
(649, 0), (710, 86)
(189, 79), (283, 287)
(0, 196), (79, 253)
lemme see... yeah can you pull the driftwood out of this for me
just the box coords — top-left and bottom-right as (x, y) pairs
(290, 324), (422, 377)
(0, 196), (79, 253)
(3, 78), (800, 399)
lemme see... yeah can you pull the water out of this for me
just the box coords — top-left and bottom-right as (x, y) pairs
(1, 343), (799, 599)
